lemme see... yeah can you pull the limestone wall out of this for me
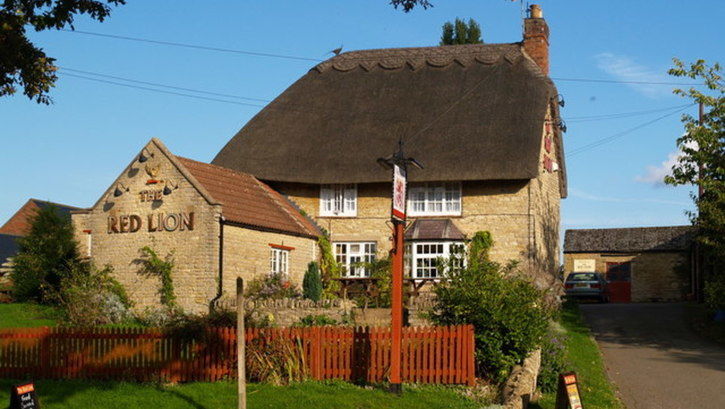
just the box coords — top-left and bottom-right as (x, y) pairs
(563, 251), (689, 302)
(73, 141), (222, 314)
(221, 226), (317, 298)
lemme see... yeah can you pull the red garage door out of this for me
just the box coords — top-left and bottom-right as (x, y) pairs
(606, 262), (632, 303)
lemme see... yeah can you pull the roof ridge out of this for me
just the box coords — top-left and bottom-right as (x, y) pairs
(29, 198), (80, 209)
(176, 156), (255, 178)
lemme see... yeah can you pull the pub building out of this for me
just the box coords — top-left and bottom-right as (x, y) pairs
(72, 138), (320, 313)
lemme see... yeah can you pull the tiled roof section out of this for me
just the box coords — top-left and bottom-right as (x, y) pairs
(176, 157), (319, 238)
(0, 234), (19, 265)
(314, 43), (527, 73)
(405, 219), (466, 241)
(0, 199), (80, 236)
(564, 226), (695, 253)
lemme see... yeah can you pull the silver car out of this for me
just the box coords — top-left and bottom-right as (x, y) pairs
(564, 272), (610, 302)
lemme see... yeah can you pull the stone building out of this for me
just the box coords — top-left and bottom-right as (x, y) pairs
(0, 199), (80, 296)
(563, 226), (694, 302)
(212, 6), (567, 290)
(72, 139), (319, 313)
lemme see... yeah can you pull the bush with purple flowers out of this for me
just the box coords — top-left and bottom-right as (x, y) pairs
(538, 326), (568, 392)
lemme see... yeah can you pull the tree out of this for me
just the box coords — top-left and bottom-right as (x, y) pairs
(11, 204), (82, 302)
(302, 261), (322, 301)
(666, 58), (724, 310)
(440, 18), (483, 45)
(390, 0), (433, 12)
(1, 0), (125, 104)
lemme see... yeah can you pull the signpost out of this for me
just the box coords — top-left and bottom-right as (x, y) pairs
(10, 382), (40, 409)
(237, 278), (246, 409)
(555, 372), (584, 409)
(389, 163), (406, 393)
(378, 140), (421, 395)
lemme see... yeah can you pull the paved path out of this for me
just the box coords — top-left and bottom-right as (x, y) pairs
(580, 303), (725, 409)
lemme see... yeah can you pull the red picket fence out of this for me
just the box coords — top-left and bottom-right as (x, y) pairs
(0, 325), (475, 385)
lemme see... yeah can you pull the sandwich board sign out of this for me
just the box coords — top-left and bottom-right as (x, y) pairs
(10, 382), (40, 409)
(555, 372), (583, 409)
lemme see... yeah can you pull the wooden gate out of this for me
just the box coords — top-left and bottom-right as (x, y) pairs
(606, 262), (632, 303)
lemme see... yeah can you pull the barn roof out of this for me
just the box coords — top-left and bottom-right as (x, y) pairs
(213, 43), (566, 196)
(0, 199), (80, 236)
(564, 226), (695, 253)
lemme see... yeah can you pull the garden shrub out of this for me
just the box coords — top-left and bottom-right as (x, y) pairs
(246, 334), (308, 384)
(537, 325), (568, 392)
(318, 234), (342, 298)
(429, 231), (552, 383)
(11, 205), (82, 303)
(302, 262), (322, 301)
(136, 245), (177, 308)
(245, 272), (300, 300)
(57, 264), (133, 326)
(293, 314), (338, 327)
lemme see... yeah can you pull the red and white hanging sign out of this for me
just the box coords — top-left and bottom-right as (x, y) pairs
(392, 164), (407, 221)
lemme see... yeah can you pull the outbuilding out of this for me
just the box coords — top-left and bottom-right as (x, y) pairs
(72, 138), (320, 313)
(563, 226), (694, 302)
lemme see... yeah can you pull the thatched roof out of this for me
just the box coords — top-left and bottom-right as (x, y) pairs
(213, 43), (566, 195)
(564, 226), (695, 253)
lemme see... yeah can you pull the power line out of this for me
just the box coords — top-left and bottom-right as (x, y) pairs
(58, 67), (272, 102)
(59, 72), (267, 107)
(551, 76), (702, 86)
(565, 104), (692, 122)
(60, 29), (323, 63)
(566, 104), (694, 157)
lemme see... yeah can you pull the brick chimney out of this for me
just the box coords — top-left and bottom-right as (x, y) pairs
(523, 4), (550, 75)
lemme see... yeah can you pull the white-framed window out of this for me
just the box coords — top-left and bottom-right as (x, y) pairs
(407, 183), (461, 216)
(334, 242), (377, 278)
(406, 241), (465, 279)
(269, 248), (289, 275)
(320, 184), (357, 217)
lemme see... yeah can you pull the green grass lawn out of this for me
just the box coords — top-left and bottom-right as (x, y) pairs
(532, 303), (622, 409)
(0, 302), (58, 328)
(0, 379), (482, 409)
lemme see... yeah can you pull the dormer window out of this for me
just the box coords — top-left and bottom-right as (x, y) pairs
(408, 182), (461, 216)
(320, 184), (357, 217)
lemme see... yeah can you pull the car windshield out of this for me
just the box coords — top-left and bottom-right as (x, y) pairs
(567, 273), (598, 282)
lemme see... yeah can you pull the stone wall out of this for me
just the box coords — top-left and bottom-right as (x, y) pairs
(502, 349), (542, 409)
(222, 226), (317, 299)
(73, 140), (222, 314)
(563, 251), (689, 302)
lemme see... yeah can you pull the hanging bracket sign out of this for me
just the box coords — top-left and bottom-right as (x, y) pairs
(391, 164), (407, 222)
(10, 382), (40, 409)
(555, 372), (583, 409)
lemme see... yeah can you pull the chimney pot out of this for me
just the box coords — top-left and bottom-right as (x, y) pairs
(530, 4), (543, 19)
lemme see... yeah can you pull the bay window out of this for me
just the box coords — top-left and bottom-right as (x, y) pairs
(335, 242), (377, 278)
(320, 184), (357, 216)
(406, 241), (465, 279)
(407, 183), (461, 216)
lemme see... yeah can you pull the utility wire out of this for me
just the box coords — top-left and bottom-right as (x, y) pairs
(60, 72), (267, 107)
(60, 29), (323, 62)
(565, 104), (692, 122)
(566, 104), (694, 157)
(58, 67), (272, 102)
(551, 77), (702, 86)
(60, 29), (705, 87)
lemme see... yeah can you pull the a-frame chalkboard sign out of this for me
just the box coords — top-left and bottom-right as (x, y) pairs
(9, 382), (40, 409)
(555, 372), (583, 409)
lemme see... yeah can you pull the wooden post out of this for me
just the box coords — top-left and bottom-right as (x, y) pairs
(390, 219), (404, 393)
(237, 277), (246, 409)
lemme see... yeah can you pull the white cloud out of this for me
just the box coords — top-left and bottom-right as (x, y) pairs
(594, 53), (671, 98)
(635, 141), (697, 186)
(635, 151), (680, 186)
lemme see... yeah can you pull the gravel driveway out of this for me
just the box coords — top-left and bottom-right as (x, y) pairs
(580, 303), (725, 409)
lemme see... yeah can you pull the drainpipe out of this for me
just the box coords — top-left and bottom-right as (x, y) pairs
(210, 215), (225, 312)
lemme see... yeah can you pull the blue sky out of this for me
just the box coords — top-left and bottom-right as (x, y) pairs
(1, 0), (722, 235)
